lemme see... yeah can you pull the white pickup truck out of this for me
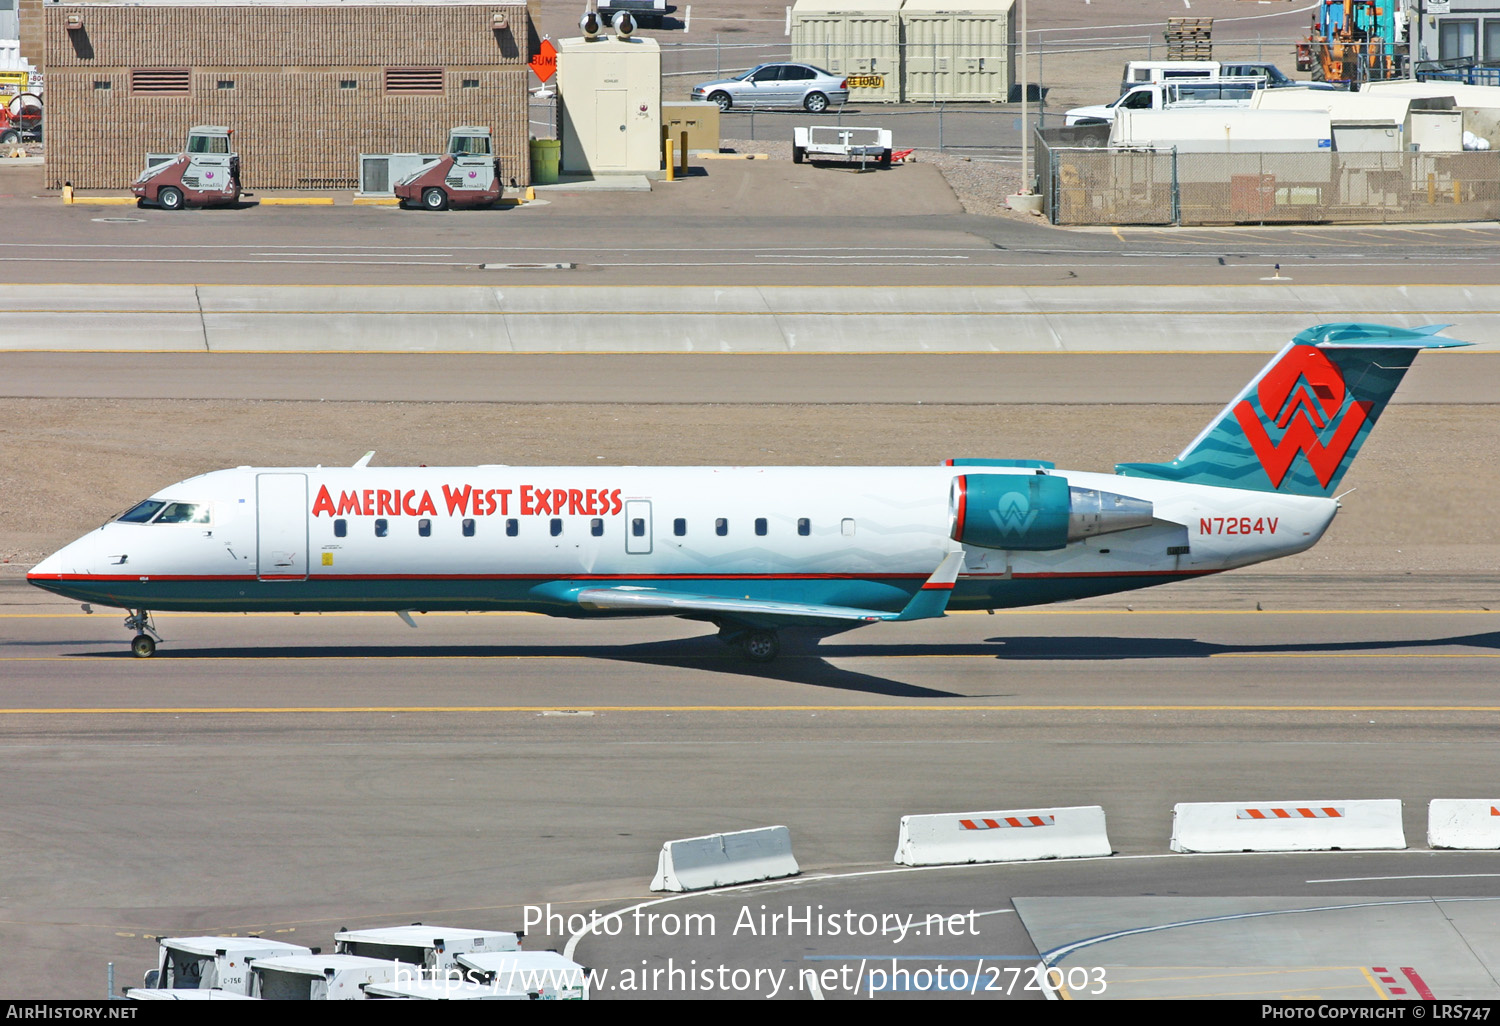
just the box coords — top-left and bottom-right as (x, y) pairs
(1065, 78), (1270, 126)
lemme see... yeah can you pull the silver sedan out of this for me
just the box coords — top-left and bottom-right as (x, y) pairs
(691, 63), (849, 113)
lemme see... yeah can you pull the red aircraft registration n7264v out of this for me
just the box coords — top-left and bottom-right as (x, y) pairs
(27, 323), (1467, 661)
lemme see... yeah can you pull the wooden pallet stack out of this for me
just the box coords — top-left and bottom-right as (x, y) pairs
(1165, 17), (1213, 60)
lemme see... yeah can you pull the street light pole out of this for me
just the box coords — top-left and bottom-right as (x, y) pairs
(1007, 0), (1041, 211)
(1019, 0), (1027, 193)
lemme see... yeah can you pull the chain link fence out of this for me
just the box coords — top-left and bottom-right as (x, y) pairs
(1041, 139), (1500, 226)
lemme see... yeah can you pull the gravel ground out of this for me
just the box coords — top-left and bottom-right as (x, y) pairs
(721, 137), (1034, 222)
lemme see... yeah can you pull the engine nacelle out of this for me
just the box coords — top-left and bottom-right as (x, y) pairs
(950, 473), (1154, 551)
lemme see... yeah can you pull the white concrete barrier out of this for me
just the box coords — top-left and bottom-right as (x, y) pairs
(650, 825), (799, 892)
(894, 806), (1111, 866)
(1170, 800), (1405, 853)
(7, 285), (1500, 353)
(1427, 800), (1500, 850)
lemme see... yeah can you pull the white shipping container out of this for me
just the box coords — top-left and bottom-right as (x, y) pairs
(1111, 107), (1334, 153)
(901, 0), (1015, 102)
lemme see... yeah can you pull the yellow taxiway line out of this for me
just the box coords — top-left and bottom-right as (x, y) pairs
(3, 704), (1500, 716)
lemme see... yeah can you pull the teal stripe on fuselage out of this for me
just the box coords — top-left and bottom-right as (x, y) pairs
(35, 572), (1210, 617)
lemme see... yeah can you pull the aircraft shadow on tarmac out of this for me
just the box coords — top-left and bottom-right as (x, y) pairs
(54, 630), (1500, 699)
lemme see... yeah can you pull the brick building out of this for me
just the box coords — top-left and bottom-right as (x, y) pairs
(40, 0), (534, 190)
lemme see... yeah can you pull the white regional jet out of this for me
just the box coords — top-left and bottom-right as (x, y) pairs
(28, 323), (1465, 661)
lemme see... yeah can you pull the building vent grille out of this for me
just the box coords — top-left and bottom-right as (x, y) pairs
(130, 68), (191, 95)
(384, 67), (444, 93)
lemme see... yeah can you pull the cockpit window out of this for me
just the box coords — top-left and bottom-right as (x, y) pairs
(116, 500), (166, 523)
(154, 502), (211, 524)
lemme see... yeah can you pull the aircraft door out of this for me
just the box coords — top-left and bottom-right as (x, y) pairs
(256, 473), (308, 581)
(625, 499), (652, 555)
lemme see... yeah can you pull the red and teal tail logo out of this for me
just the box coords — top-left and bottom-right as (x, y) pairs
(1116, 323), (1470, 497)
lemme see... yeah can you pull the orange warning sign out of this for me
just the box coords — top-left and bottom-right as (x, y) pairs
(530, 39), (557, 83)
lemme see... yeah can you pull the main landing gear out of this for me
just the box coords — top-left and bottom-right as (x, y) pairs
(721, 627), (781, 663)
(124, 609), (162, 658)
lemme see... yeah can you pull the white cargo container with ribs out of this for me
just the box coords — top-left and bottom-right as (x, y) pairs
(1110, 107), (1334, 153)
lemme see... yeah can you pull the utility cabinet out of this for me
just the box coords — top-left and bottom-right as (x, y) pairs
(557, 34), (662, 175)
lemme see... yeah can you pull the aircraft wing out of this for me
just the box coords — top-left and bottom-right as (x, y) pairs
(570, 551), (966, 629)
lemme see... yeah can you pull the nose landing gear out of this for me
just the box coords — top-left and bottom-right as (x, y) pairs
(124, 609), (162, 658)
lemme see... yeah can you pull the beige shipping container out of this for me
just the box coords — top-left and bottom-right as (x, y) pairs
(901, 0), (1015, 103)
(791, 0), (904, 104)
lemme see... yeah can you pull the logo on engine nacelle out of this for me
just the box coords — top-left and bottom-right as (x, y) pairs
(988, 491), (1039, 537)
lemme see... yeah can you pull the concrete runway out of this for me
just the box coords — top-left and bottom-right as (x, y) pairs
(3, 588), (1499, 998)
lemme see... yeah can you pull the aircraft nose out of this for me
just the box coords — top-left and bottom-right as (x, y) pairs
(27, 533), (95, 581)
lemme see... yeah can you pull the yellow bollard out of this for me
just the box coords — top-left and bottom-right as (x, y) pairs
(1454, 180), (1462, 205)
(62, 183), (73, 204)
(1427, 172), (1436, 204)
(664, 138), (675, 182)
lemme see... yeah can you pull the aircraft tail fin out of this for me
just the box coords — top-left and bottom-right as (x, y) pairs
(1115, 323), (1470, 497)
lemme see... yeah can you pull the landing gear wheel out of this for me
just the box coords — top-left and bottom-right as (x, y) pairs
(803, 91), (829, 113)
(157, 186), (184, 211)
(422, 187), (450, 211)
(124, 608), (161, 656)
(710, 91), (732, 113)
(739, 630), (781, 663)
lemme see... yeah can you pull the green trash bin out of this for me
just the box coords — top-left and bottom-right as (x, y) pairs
(530, 138), (560, 185)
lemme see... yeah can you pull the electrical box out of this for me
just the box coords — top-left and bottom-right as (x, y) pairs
(1408, 109), (1463, 151)
(557, 33), (662, 175)
(661, 103), (719, 153)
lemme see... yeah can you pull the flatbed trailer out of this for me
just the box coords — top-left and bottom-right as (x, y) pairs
(792, 126), (893, 169)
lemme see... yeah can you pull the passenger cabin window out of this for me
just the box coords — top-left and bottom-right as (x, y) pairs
(418, 518), (431, 537)
(591, 518), (604, 537)
(506, 518), (518, 537)
(374, 518), (388, 537)
(754, 517), (767, 536)
(154, 502), (211, 525)
(462, 518), (476, 537)
(797, 518), (811, 536)
(673, 518), (686, 536)
(715, 518), (728, 536)
(841, 518), (856, 537)
(550, 518), (563, 537)
(334, 519), (347, 538)
(632, 518), (646, 537)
